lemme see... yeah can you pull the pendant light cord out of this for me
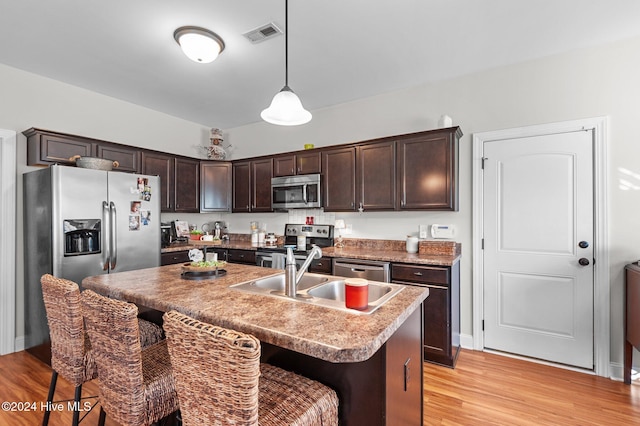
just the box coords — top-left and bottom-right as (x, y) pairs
(284, 0), (289, 87)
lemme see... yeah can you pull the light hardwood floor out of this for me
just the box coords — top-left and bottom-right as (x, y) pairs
(1, 349), (640, 425)
(424, 350), (640, 425)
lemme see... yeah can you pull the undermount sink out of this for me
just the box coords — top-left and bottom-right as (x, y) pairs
(230, 272), (404, 315)
(248, 273), (329, 292)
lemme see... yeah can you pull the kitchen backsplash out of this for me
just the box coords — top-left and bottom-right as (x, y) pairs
(161, 208), (463, 242)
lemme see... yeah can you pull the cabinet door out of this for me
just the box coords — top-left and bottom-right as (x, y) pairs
(97, 143), (140, 173)
(357, 141), (396, 211)
(141, 152), (174, 211)
(423, 285), (451, 358)
(296, 151), (321, 175)
(274, 152), (321, 176)
(322, 147), (356, 211)
(25, 130), (94, 166)
(174, 157), (200, 212)
(397, 128), (460, 211)
(232, 161), (251, 212)
(274, 155), (296, 177)
(251, 158), (273, 212)
(200, 161), (232, 212)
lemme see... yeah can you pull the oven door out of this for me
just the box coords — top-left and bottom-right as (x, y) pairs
(256, 252), (286, 269)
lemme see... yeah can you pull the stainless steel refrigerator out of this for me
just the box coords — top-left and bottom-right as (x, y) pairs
(23, 165), (161, 363)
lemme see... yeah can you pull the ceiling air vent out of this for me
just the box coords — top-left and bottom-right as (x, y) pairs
(243, 22), (283, 44)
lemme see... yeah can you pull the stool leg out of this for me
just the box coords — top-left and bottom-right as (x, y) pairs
(72, 384), (82, 426)
(42, 370), (58, 426)
(98, 407), (106, 426)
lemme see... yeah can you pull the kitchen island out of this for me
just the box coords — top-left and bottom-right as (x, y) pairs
(82, 262), (428, 425)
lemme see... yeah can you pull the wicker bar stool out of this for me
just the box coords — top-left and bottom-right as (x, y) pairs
(81, 289), (179, 426)
(40, 274), (164, 426)
(163, 310), (339, 426)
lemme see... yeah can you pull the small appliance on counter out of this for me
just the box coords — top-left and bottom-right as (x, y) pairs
(161, 222), (173, 247)
(173, 220), (190, 242)
(202, 221), (229, 241)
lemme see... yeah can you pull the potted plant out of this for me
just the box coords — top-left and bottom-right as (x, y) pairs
(189, 229), (203, 241)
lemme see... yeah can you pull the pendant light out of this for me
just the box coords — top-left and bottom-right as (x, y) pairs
(261, 0), (312, 126)
(174, 26), (225, 64)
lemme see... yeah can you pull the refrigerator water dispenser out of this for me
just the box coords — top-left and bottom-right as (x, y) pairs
(64, 219), (101, 255)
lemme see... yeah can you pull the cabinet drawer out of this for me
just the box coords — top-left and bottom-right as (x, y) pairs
(391, 264), (449, 285)
(309, 257), (332, 274)
(161, 251), (190, 266)
(227, 249), (256, 265)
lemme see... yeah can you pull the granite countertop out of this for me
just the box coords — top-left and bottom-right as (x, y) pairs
(162, 238), (461, 266)
(82, 263), (428, 364)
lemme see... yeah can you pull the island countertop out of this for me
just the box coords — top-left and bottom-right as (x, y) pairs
(82, 263), (428, 363)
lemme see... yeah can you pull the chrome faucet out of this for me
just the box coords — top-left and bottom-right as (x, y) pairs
(285, 245), (323, 298)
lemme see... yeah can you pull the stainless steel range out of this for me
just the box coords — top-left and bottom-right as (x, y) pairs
(256, 224), (334, 269)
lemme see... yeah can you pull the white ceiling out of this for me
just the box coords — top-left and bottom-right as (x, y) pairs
(2, 0), (640, 129)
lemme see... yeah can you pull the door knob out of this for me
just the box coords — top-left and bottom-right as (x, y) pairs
(578, 258), (590, 266)
(578, 241), (589, 249)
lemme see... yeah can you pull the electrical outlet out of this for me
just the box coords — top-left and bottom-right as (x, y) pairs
(419, 225), (428, 239)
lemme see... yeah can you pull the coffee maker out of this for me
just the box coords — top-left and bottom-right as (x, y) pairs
(160, 222), (173, 247)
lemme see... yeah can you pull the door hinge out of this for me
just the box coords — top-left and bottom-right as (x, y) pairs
(481, 238), (484, 249)
(482, 320), (485, 331)
(481, 157), (488, 169)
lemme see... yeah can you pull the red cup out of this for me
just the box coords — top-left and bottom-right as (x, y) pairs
(345, 278), (369, 310)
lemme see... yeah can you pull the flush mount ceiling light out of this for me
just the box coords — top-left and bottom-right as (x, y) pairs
(261, 0), (311, 126)
(174, 26), (225, 63)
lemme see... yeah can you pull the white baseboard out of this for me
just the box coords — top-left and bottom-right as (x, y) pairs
(14, 335), (25, 352)
(460, 333), (473, 349)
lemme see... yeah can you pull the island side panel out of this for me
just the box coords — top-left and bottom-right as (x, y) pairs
(385, 303), (424, 425)
(260, 304), (424, 426)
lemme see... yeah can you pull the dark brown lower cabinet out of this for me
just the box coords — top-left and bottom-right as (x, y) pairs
(226, 249), (256, 265)
(161, 251), (190, 266)
(392, 261), (460, 367)
(308, 257), (332, 274)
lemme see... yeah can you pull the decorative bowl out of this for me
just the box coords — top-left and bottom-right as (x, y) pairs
(69, 155), (119, 171)
(181, 261), (227, 273)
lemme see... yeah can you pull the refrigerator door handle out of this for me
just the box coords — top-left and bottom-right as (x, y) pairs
(109, 201), (117, 270)
(102, 201), (110, 271)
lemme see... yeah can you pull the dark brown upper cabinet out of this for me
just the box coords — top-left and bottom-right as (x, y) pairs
(24, 128), (97, 166)
(357, 141), (396, 211)
(142, 153), (200, 213)
(396, 127), (461, 211)
(273, 151), (321, 177)
(322, 147), (356, 211)
(174, 157), (200, 213)
(141, 152), (175, 212)
(96, 144), (140, 173)
(232, 158), (273, 213)
(200, 161), (232, 212)
(24, 128), (140, 172)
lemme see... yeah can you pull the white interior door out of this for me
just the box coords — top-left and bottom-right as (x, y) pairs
(483, 130), (594, 369)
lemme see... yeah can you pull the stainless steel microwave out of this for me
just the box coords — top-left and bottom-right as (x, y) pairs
(271, 174), (322, 210)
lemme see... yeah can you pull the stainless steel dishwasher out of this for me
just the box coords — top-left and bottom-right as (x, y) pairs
(332, 258), (391, 282)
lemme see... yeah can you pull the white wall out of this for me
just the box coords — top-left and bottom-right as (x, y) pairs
(3, 33), (640, 369)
